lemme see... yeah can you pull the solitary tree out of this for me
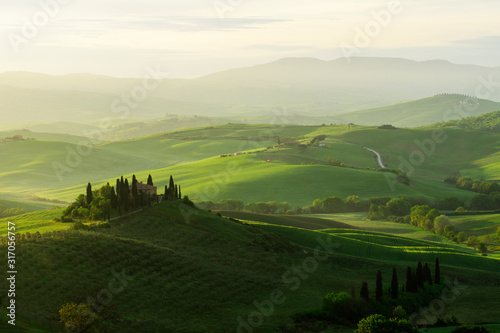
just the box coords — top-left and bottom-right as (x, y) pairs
(478, 242), (488, 255)
(147, 174), (153, 186)
(59, 302), (102, 333)
(457, 231), (468, 243)
(467, 235), (479, 251)
(435, 258), (441, 285)
(391, 267), (398, 299)
(86, 183), (93, 206)
(178, 185), (182, 199)
(360, 281), (369, 301)
(375, 270), (383, 302)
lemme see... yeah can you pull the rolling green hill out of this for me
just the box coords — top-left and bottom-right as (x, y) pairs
(335, 126), (500, 180)
(431, 110), (500, 132)
(3, 123), (500, 211)
(1, 201), (499, 331)
(335, 95), (500, 127)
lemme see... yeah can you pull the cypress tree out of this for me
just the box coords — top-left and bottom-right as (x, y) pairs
(132, 175), (139, 207)
(175, 185), (178, 199)
(435, 258), (441, 285)
(115, 179), (122, 215)
(391, 267), (399, 299)
(178, 185), (181, 199)
(164, 185), (168, 201)
(147, 174), (153, 186)
(360, 281), (369, 301)
(412, 272), (418, 293)
(424, 263), (432, 285)
(110, 186), (118, 210)
(406, 267), (413, 293)
(116, 178), (121, 200)
(375, 270), (383, 302)
(86, 183), (93, 205)
(123, 179), (130, 211)
(416, 262), (424, 289)
(169, 175), (175, 199)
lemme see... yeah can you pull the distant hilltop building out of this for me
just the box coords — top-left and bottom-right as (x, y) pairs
(130, 182), (157, 197)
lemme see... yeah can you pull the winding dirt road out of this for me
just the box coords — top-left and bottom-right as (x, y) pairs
(364, 147), (385, 169)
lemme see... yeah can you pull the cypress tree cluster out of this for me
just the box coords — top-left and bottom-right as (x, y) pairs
(164, 175), (182, 201)
(360, 259), (440, 302)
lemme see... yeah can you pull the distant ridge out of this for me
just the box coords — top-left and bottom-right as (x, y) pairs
(2, 57), (500, 125)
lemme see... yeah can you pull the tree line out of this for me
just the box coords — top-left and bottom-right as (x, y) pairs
(291, 259), (443, 332)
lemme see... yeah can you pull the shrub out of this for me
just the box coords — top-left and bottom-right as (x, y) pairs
(355, 314), (418, 333)
(386, 198), (412, 216)
(71, 221), (88, 231)
(323, 292), (372, 323)
(436, 196), (464, 210)
(392, 306), (407, 320)
(434, 215), (451, 235)
(59, 302), (102, 333)
(182, 196), (194, 207)
(470, 194), (496, 210)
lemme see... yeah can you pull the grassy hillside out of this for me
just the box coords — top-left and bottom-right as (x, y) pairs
(40, 153), (475, 207)
(0, 209), (68, 235)
(3, 123), (500, 211)
(430, 110), (500, 133)
(1, 201), (499, 332)
(335, 95), (500, 127)
(336, 126), (500, 180)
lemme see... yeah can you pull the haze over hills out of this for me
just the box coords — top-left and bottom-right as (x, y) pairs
(2, 57), (500, 129)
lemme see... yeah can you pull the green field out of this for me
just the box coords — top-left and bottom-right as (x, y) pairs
(1, 201), (499, 332)
(2, 123), (498, 211)
(0, 209), (69, 235)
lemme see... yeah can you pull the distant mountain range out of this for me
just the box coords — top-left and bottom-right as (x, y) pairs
(1, 57), (500, 126)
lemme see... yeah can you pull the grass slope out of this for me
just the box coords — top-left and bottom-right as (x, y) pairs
(336, 95), (500, 127)
(0, 202), (499, 331)
(3, 123), (500, 210)
(42, 153), (469, 207)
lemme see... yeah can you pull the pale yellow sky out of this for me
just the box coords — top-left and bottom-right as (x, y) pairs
(1, 0), (499, 77)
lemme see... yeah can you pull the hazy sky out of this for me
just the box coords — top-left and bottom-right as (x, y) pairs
(1, 0), (499, 78)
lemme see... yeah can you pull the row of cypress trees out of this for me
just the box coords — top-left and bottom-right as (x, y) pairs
(358, 258), (441, 302)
